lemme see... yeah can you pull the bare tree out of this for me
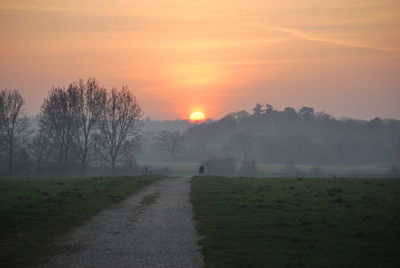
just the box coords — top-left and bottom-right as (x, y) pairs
(40, 86), (77, 172)
(0, 92), (5, 144)
(98, 87), (142, 174)
(0, 89), (29, 176)
(154, 130), (183, 161)
(72, 78), (106, 175)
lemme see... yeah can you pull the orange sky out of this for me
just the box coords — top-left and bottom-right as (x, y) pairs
(1, 0), (399, 120)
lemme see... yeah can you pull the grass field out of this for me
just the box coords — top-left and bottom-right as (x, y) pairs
(138, 161), (390, 177)
(191, 176), (400, 267)
(0, 175), (159, 267)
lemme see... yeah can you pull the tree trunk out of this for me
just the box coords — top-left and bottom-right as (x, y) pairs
(81, 136), (89, 176)
(111, 159), (116, 175)
(8, 143), (13, 176)
(81, 159), (86, 176)
(37, 158), (42, 176)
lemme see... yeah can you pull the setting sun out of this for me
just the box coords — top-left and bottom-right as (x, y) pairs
(189, 111), (206, 122)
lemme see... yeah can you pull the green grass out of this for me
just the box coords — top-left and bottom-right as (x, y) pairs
(191, 176), (400, 267)
(256, 164), (388, 177)
(0, 175), (160, 267)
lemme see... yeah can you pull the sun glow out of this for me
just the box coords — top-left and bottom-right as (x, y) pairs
(170, 63), (220, 85)
(189, 111), (206, 122)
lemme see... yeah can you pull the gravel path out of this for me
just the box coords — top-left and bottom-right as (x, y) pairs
(41, 177), (203, 268)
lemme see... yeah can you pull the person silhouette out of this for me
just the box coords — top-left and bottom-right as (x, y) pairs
(199, 165), (205, 175)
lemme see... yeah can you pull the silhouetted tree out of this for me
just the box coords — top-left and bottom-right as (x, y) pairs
(283, 107), (297, 119)
(98, 87), (142, 174)
(252, 103), (264, 116)
(72, 78), (107, 175)
(40, 86), (77, 172)
(118, 136), (142, 174)
(299, 106), (314, 120)
(0, 89), (29, 176)
(265, 103), (275, 115)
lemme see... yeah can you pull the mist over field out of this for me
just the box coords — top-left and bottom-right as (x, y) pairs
(1, 1), (400, 267)
(140, 106), (400, 166)
(1, 85), (399, 178)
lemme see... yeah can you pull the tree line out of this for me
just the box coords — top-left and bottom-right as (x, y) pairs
(140, 103), (400, 169)
(0, 78), (142, 177)
(2, 84), (400, 177)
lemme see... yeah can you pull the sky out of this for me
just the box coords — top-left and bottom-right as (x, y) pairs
(0, 0), (399, 120)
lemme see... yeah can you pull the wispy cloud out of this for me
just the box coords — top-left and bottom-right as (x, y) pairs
(273, 26), (391, 53)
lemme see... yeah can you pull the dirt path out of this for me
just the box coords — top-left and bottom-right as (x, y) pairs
(41, 177), (203, 268)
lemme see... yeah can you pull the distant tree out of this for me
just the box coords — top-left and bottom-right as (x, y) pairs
(122, 138), (141, 172)
(368, 117), (382, 128)
(299, 107), (314, 120)
(315, 111), (334, 121)
(0, 92), (4, 129)
(225, 110), (250, 121)
(154, 130), (184, 161)
(182, 141), (212, 162)
(283, 107), (297, 116)
(265, 103), (275, 115)
(40, 86), (77, 172)
(283, 107), (298, 121)
(218, 114), (238, 131)
(177, 104), (400, 166)
(0, 95), (4, 171)
(71, 78), (107, 175)
(334, 138), (360, 165)
(234, 110), (250, 120)
(252, 103), (264, 116)
(0, 89), (30, 176)
(98, 87), (143, 174)
(224, 132), (254, 161)
(13, 145), (32, 176)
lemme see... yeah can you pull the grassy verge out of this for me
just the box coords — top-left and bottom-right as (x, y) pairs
(191, 176), (400, 267)
(0, 175), (160, 267)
